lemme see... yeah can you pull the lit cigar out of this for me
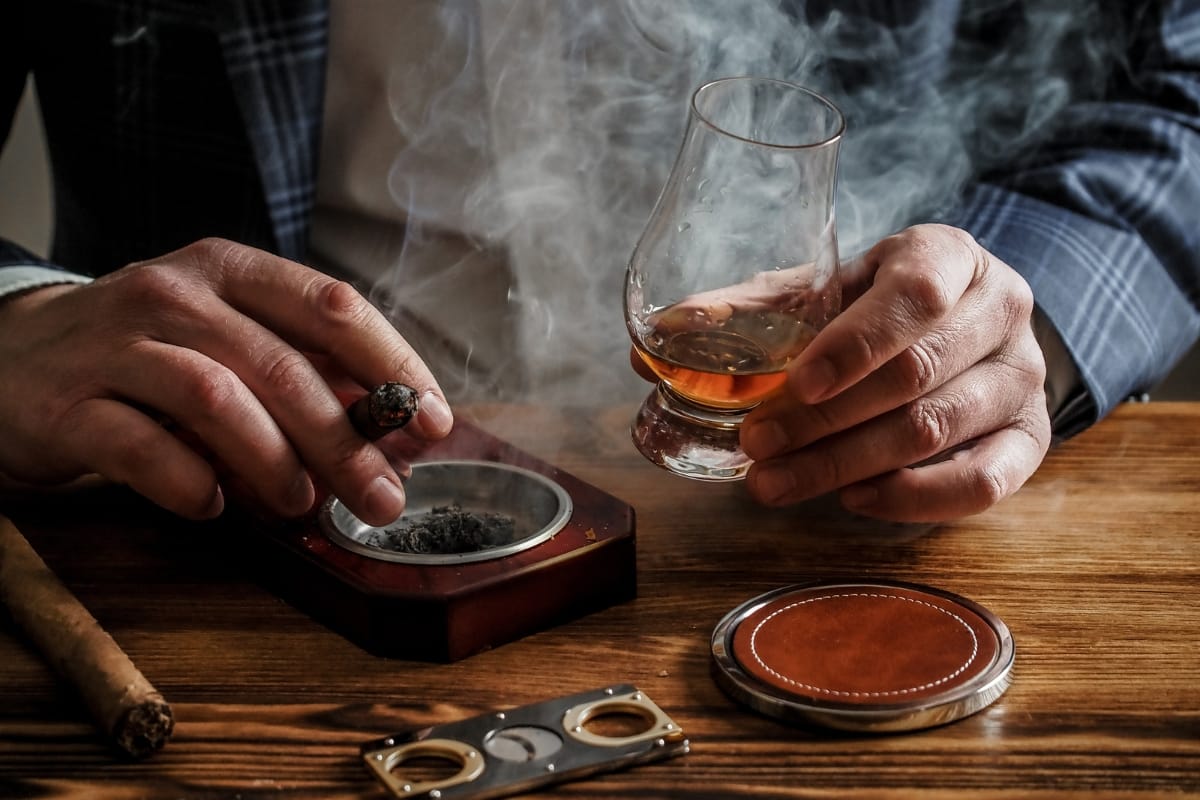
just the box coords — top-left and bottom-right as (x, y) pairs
(347, 382), (420, 440)
(0, 515), (174, 758)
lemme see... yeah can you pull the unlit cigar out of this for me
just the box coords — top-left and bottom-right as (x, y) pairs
(347, 382), (420, 440)
(0, 515), (174, 758)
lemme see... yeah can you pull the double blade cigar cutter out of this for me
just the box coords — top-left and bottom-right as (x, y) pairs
(361, 685), (688, 799)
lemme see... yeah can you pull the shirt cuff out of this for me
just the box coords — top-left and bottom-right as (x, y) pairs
(0, 265), (93, 302)
(1031, 305), (1092, 440)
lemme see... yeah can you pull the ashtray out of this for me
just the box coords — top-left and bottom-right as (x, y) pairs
(319, 461), (573, 565)
(235, 420), (637, 662)
(711, 580), (1015, 733)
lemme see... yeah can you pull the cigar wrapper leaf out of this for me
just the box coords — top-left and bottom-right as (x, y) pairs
(0, 515), (174, 758)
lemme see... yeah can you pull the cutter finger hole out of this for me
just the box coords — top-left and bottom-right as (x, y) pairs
(563, 691), (682, 748)
(370, 738), (486, 795)
(581, 706), (656, 739)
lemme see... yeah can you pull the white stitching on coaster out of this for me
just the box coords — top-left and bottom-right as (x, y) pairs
(748, 592), (980, 698)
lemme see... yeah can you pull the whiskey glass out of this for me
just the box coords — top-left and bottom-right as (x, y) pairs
(625, 77), (844, 480)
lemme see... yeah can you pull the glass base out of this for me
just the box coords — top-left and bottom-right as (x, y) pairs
(631, 384), (753, 482)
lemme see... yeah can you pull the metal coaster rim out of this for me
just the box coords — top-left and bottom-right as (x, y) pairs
(710, 579), (1015, 733)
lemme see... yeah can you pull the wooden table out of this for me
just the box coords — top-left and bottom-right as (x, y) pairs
(2, 402), (1198, 798)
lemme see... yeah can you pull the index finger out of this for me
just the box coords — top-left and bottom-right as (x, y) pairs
(202, 241), (451, 437)
(786, 226), (981, 404)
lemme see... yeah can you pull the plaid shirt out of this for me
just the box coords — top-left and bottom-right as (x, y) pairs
(945, 1), (1200, 433)
(2, 0), (1198, 436)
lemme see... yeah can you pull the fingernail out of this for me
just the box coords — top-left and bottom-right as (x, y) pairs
(742, 420), (789, 459)
(416, 392), (454, 437)
(791, 358), (837, 403)
(841, 484), (878, 509)
(753, 467), (796, 504)
(202, 486), (225, 519)
(285, 473), (315, 515)
(363, 475), (405, 524)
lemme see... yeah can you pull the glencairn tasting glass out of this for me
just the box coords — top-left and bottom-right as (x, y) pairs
(625, 77), (844, 480)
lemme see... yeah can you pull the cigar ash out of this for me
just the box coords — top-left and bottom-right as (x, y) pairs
(319, 460), (572, 566)
(364, 504), (516, 555)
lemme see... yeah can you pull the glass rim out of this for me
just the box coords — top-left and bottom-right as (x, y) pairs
(690, 76), (845, 151)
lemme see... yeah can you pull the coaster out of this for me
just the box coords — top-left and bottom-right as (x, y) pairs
(710, 580), (1014, 732)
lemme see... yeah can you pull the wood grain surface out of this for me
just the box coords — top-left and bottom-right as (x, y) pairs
(1, 402), (1198, 799)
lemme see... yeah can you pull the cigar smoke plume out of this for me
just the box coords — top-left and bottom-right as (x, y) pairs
(372, 0), (1122, 407)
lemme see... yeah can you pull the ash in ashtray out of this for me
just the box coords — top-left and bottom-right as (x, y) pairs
(364, 504), (517, 555)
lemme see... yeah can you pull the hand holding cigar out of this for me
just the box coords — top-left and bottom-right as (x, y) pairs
(0, 515), (173, 758)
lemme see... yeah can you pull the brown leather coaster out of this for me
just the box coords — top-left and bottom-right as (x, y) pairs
(711, 580), (1014, 732)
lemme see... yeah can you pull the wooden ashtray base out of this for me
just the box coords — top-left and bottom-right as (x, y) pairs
(238, 420), (637, 662)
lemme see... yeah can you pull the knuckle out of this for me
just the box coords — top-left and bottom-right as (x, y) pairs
(935, 222), (981, 253)
(997, 335), (1048, 389)
(190, 237), (249, 273)
(259, 347), (316, 395)
(189, 236), (238, 259)
(1015, 404), (1053, 455)
(877, 229), (959, 320)
(901, 264), (955, 321)
(998, 271), (1035, 330)
(925, 223), (984, 268)
(838, 325), (882, 374)
(312, 279), (375, 329)
(187, 237), (278, 289)
(121, 263), (197, 310)
(1020, 346), (1048, 388)
(891, 340), (942, 396)
(180, 367), (242, 421)
(1010, 270), (1035, 313)
(972, 462), (1011, 509)
(905, 397), (955, 456)
(898, 224), (981, 313)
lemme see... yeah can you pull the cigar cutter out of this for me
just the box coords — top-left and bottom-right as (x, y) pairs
(361, 684), (688, 799)
(711, 579), (1015, 733)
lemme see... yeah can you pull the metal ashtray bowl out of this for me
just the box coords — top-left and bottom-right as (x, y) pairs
(319, 460), (573, 565)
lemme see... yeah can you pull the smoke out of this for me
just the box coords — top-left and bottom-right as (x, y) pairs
(368, 0), (1119, 407)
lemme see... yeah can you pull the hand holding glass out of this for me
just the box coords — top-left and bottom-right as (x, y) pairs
(625, 77), (845, 480)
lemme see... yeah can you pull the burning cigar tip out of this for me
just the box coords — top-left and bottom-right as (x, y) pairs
(348, 382), (421, 440)
(368, 382), (420, 426)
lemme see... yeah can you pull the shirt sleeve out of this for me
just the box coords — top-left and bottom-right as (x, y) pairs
(944, 1), (1200, 438)
(0, 264), (92, 304)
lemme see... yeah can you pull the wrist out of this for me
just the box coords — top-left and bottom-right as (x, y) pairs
(0, 265), (92, 310)
(0, 282), (82, 324)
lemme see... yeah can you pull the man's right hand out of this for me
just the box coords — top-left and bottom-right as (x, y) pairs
(0, 238), (453, 525)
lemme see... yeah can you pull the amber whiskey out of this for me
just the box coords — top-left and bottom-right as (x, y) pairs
(633, 308), (816, 410)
